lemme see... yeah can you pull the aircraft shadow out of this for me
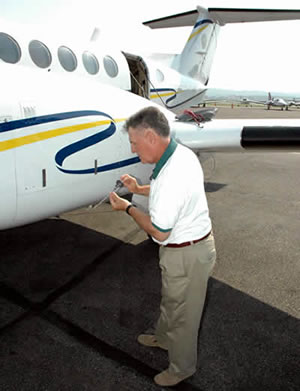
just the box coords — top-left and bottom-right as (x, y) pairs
(0, 219), (299, 391)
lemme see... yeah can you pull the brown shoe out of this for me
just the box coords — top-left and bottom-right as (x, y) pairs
(154, 369), (191, 387)
(137, 334), (168, 350)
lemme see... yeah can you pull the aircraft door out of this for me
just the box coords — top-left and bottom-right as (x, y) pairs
(15, 101), (47, 196)
(122, 52), (150, 99)
(0, 149), (17, 229)
(0, 98), (21, 229)
(0, 100), (17, 230)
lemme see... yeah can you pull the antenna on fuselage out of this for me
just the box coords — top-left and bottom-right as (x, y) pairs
(90, 27), (100, 42)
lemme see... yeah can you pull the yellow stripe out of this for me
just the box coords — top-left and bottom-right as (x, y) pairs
(0, 117), (126, 152)
(188, 24), (208, 42)
(150, 90), (184, 100)
(150, 92), (174, 99)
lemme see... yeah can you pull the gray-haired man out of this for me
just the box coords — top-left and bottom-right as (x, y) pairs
(110, 106), (216, 387)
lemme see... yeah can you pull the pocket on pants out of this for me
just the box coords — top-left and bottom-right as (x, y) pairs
(159, 246), (187, 277)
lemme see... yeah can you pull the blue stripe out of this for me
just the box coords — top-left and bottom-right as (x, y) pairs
(58, 156), (140, 174)
(0, 111), (102, 133)
(55, 112), (115, 168)
(150, 88), (177, 104)
(194, 19), (213, 29)
(54, 110), (141, 174)
(1, 109), (141, 175)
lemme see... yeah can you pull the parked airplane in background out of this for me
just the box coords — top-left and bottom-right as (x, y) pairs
(1, 6), (300, 230)
(264, 92), (290, 110)
(240, 98), (252, 105)
(240, 92), (300, 110)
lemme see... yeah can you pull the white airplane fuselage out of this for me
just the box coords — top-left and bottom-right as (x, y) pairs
(0, 62), (177, 229)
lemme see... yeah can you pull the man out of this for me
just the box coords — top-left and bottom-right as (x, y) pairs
(109, 106), (216, 387)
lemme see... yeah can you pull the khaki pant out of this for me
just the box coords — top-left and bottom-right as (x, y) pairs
(155, 233), (216, 377)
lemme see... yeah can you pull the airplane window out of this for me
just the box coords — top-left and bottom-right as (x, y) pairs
(0, 33), (21, 64)
(103, 55), (118, 78)
(82, 51), (99, 75)
(29, 40), (51, 68)
(156, 69), (164, 82)
(58, 46), (77, 72)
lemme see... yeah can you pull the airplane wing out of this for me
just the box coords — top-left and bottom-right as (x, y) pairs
(144, 7), (300, 28)
(171, 118), (300, 152)
(246, 99), (268, 105)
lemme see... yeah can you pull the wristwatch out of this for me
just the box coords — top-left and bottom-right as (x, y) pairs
(126, 204), (134, 215)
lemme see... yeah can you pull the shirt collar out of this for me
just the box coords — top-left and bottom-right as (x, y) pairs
(151, 138), (178, 180)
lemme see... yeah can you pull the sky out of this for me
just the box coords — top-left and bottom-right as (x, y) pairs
(1, 0), (300, 93)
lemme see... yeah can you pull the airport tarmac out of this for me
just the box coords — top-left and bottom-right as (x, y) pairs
(214, 104), (300, 119)
(0, 106), (299, 390)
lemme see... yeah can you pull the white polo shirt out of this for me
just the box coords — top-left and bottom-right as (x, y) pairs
(149, 138), (211, 246)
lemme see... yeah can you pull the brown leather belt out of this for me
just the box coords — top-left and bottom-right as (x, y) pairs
(165, 231), (211, 248)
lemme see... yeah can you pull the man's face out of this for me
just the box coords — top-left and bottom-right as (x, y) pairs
(128, 127), (155, 164)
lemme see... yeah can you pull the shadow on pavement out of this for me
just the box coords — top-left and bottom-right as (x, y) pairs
(0, 219), (299, 391)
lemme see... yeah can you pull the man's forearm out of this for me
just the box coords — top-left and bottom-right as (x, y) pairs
(136, 184), (150, 196)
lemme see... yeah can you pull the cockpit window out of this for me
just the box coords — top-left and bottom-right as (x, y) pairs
(82, 51), (99, 75)
(29, 40), (51, 68)
(0, 33), (21, 64)
(103, 55), (118, 78)
(58, 46), (77, 72)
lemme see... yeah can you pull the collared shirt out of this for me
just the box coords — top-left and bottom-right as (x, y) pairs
(149, 139), (211, 246)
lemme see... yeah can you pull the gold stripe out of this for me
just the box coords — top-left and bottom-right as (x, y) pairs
(188, 24), (208, 42)
(0, 117), (126, 152)
(150, 90), (184, 100)
(150, 92), (175, 99)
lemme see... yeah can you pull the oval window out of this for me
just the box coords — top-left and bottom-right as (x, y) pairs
(103, 55), (118, 78)
(29, 40), (51, 68)
(82, 51), (99, 75)
(58, 46), (77, 72)
(0, 33), (21, 64)
(156, 69), (164, 82)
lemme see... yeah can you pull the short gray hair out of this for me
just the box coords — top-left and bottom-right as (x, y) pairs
(124, 106), (170, 138)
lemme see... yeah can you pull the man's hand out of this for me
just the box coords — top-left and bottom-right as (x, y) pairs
(121, 174), (139, 193)
(121, 174), (150, 196)
(109, 192), (130, 211)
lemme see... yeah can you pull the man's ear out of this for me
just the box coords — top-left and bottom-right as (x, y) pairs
(145, 128), (157, 145)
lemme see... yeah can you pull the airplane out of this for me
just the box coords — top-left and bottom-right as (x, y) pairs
(255, 92), (291, 110)
(240, 98), (252, 105)
(240, 92), (300, 110)
(1, 6), (300, 231)
(265, 93), (290, 110)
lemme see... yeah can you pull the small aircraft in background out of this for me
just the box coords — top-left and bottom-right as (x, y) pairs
(240, 92), (300, 110)
(1, 6), (300, 230)
(287, 98), (300, 108)
(264, 92), (290, 110)
(240, 98), (252, 105)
